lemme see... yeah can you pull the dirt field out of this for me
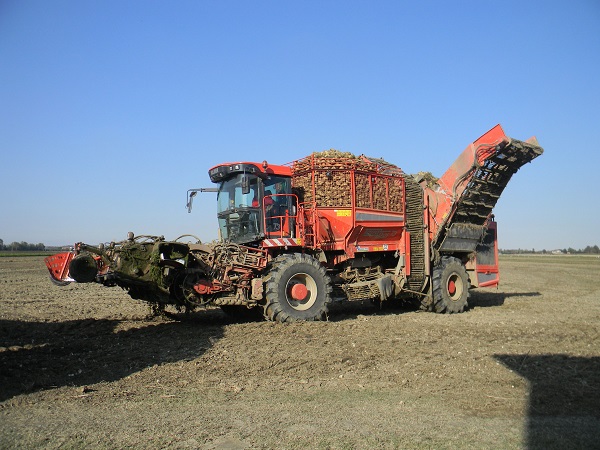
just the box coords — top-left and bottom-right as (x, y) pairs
(1, 255), (599, 449)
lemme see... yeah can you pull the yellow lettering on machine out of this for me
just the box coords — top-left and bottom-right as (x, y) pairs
(335, 210), (351, 217)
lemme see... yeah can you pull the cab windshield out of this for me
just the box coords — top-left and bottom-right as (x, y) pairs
(216, 175), (261, 243)
(216, 173), (294, 244)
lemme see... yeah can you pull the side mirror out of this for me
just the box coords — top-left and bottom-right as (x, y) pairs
(186, 191), (197, 213)
(186, 187), (217, 213)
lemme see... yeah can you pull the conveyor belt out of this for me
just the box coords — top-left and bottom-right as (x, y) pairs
(451, 138), (543, 226)
(404, 176), (425, 289)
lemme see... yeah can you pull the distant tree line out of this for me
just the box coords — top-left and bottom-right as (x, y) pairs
(1, 237), (599, 255)
(0, 239), (45, 252)
(500, 245), (600, 255)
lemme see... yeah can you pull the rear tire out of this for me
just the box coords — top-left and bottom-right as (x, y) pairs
(432, 256), (470, 313)
(263, 253), (332, 322)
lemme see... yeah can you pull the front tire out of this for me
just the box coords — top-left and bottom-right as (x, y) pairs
(263, 253), (332, 322)
(432, 256), (470, 313)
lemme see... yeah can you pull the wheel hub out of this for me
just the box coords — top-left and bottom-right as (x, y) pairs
(448, 279), (456, 296)
(290, 283), (309, 301)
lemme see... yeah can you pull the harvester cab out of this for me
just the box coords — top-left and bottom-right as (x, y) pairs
(197, 161), (297, 245)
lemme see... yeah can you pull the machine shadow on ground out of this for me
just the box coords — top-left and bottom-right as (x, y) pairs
(469, 290), (541, 309)
(326, 289), (543, 321)
(0, 316), (225, 402)
(495, 354), (600, 450)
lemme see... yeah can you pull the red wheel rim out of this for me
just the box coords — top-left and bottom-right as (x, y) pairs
(446, 273), (464, 301)
(285, 272), (317, 311)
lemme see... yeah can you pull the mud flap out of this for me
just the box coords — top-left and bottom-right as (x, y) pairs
(475, 221), (499, 287)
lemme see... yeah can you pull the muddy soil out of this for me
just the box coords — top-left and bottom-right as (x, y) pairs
(1, 255), (599, 449)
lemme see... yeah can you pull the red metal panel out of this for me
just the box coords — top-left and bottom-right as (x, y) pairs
(476, 221), (499, 287)
(438, 124), (508, 194)
(208, 161), (292, 177)
(44, 252), (73, 282)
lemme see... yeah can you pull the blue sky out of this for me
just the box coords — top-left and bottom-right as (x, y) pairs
(1, 0), (599, 250)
